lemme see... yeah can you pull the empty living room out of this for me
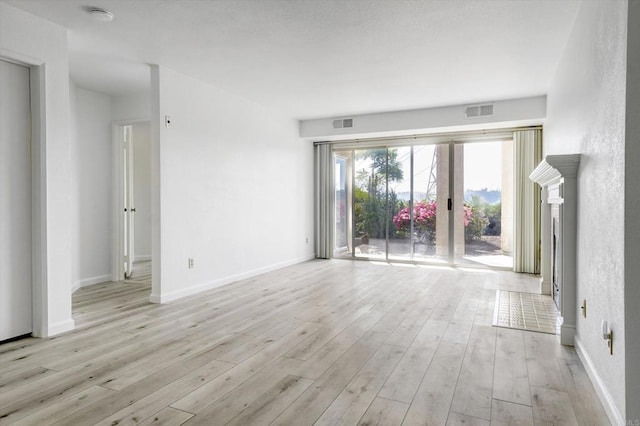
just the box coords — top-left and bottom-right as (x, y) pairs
(0, 0), (638, 425)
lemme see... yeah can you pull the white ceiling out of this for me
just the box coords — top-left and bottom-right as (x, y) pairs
(4, 0), (581, 120)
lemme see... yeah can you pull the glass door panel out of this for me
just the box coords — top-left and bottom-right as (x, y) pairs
(387, 146), (412, 261)
(353, 148), (388, 259)
(455, 141), (513, 268)
(410, 144), (450, 263)
(339, 144), (452, 263)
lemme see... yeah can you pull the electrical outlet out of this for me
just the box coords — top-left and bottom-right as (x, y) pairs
(188, 258), (194, 269)
(305, 237), (309, 244)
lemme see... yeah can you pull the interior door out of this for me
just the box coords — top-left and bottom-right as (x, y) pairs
(0, 59), (33, 341)
(123, 125), (135, 279)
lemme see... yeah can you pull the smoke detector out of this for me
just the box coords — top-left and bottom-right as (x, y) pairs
(88, 7), (114, 22)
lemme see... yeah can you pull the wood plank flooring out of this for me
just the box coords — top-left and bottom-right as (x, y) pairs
(0, 260), (610, 425)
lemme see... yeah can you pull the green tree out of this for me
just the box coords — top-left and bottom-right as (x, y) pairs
(464, 195), (490, 242)
(484, 202), (501, 235)
(355, 149), (403, 196)
(354, 148), (405, 239)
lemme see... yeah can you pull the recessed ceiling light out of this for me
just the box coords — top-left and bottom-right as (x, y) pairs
(89, 7), (114, 22)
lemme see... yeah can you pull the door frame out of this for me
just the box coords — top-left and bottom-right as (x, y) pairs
(333, 153), (351, 256)
(0, 51), (46, 337)
(332, 137), (513, 267)
(111, 119), (150, 282)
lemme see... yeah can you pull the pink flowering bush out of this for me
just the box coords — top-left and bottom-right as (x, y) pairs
(393, 201), (474, 243)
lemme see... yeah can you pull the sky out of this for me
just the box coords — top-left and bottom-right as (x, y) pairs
(353, 141), (504, 194)
(462, 141), (503, 191)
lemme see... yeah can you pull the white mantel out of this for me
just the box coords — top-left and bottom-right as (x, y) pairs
(529, 154), (580, 186)
(530, 154), (580, 346)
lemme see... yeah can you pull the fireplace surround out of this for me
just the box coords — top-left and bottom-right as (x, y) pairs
(529, 154), (580, 345)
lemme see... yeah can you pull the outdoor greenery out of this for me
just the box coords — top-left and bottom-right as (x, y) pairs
(354, 149), (403, 239)
(465, 194), (500, 238)
(353, 148), (500, 245)
(463, 202), (489, 242)
(392, 200), (485, 243)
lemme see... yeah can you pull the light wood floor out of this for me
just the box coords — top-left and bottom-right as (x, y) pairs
(125, 260), (152, 285)
(0, 260), (609, 425)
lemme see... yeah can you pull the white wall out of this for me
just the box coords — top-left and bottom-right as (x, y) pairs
(132, 122), (152, 261)
(300, 96), (546, 140)
(624, 1), (640, 422)
(69, 82), (113, 291)
(545, 1), (628, 423)
(69, 81), (80, 290)
(111, 92), (151, 122)
(150, 65), (314, 302)
(0, 3), (73, 336)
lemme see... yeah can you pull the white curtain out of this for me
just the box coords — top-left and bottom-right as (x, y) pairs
(514, 129), (542, 273)
(315, 143), (332, 259)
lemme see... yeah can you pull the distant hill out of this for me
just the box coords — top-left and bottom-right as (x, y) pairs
(394, 189), (501, 204)
(465, 189), (501, 204)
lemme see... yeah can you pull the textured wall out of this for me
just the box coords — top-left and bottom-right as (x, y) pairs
(625, 1), (640, 422)
(545, 0), (628, 421)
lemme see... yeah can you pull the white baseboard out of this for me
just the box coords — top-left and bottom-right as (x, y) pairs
(539, 277), (551, 295)
(45, 318), (75, 337)
(560, 321), (576, 346)
(574, 337), (624, 426)
(134, 255), (151, 263)
(72, 274), (112, 293)
(149, 292), (162, 304)
(149, 253), (315, 304)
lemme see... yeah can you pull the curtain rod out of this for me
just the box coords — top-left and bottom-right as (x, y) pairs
(312, 125), (542, 146)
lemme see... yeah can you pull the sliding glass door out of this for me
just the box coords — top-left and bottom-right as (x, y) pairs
(333, 140), (512, 268)
(335, 144), (450, 263)
(352, 148), (392, 259)
(386, 146), (411, 260)
(456, 141), (513, 268)
(387, 144), (449, 262)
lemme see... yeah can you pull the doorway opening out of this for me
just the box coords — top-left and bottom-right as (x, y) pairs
(113, 121), (152, 284)
(332, 140), (513, 268)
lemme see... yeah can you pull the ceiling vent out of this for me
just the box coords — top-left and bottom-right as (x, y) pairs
(332, 118), (354, 129)
(465, 104), (494, 118)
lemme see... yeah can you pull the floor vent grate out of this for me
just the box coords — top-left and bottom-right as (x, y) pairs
(492, 290), (559, 334)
